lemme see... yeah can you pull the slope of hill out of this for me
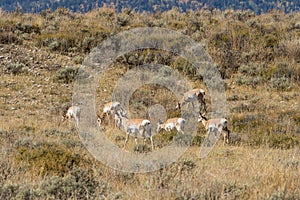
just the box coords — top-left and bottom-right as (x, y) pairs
(0, 8), (299, 199)
(0, 0), (299, 14)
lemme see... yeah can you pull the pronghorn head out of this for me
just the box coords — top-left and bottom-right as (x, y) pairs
(226, 135), (230, 144)
(199, 89), (205, 95)
(97, 114), (102, 125)
(62, 114), (66, 122)
(156, 119), (164, 132)
(62, 112), (69, 122)
(97, 112), (108, 125)
(120, 109), (127, 117)
(176, 102), (181, 109)
(141, 120), (151, 126)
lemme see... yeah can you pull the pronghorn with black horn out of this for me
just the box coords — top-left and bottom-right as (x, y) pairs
(114, 110), (153, 151)
(198, 112), (230, 145)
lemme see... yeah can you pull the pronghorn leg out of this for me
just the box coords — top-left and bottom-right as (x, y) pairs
(207, 130), (214, 146)
(108, 113), (112, 126)
(123, 133), (130, 149)
(176, 125), (183, 134)
(75, 117), (79, 127)
(181, 124), (185, 134)
(216, 128), (226, 145)
(227, 130), (230, 143)
(141, 129), (146, 145)
(224, 127), (230, 144)
(67, 120), (71, 129)
(135, 137), (139, 150)
(149, 136), (154, 151)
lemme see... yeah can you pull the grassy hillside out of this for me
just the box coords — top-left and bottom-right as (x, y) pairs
(0, 7), (299, 199)
(1, 0), (300, 14)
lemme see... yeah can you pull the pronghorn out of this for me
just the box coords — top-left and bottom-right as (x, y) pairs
(176, 88), (206, 112)
(157, 117), (186, 134)
(97, 101), (123, 126)
(114, 111), (153, 151)
(62, 106), (80, 126)
(198, 113), (230, 145)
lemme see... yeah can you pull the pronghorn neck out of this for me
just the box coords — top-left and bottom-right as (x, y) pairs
(160, 122), (167, 129)
(179, 98), (186, 106)
(118, 114), (129, 126)
(199, 115), (209, 128)
(201, 118), (208, 127)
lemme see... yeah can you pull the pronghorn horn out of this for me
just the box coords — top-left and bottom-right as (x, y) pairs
(199, 112), (208, 120)
(199, 112), (204, 117)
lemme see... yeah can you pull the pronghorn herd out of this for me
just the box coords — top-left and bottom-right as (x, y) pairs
(63, 88), (231, 150)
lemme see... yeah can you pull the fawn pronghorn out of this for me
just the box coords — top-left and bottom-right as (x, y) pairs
(176, 88), (206, 112)
(198, 113), (230, 145)
(114, 111), (153, 151)
(157, 117), (186, 134)
(62, 106), (80, 126)
(97, 101), (123, 126)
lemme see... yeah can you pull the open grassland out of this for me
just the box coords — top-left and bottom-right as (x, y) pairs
(0, 7), (300, 199)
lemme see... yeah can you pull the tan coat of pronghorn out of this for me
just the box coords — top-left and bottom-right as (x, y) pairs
(62, 106), (80, 126)
(97, 101), (122, 126)
(114, 111), (153, 151)
(198, 113), (230, 145)
(157, 117), (186, 134)
(176, 88), (206, 112)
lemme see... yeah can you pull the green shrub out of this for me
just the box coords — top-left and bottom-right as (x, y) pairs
(180, 158), (196, 170)
(154, 129), (178, 148)
(174, 134), (193, 146)
(3, 62), (27, 75)
(268, 134), (300, 149)
(40, 168), (104, 199)
(61, 139), (84, 148)
(36, 32), (82, 52)
(14, 138), (43, 149)
(15, 22), (40, 34)
(0, 32), (23, 44)
(16, 142), (85, 176)
(223, 182), (249, 199)
(192, 134), (205, 146)
(270, 76), (292, 91)
(52, 67), (79, 84)
(264, 33), (279, 48)
(213, 31), (232, 48)
(114, 171), (135, 184)
(134, 144), (152, 153)
(235, 75), (261, 87)
(0, 184), (19, 200)
(44, 128), (72, 137)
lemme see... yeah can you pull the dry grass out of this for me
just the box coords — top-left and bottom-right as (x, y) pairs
(0, 8), (300, 199)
